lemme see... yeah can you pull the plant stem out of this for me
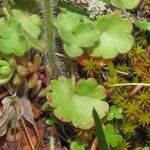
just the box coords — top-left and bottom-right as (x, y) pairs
(43, 0), (55, 69)
(107, 61), (117, 78)
(42, 0), (61, 77)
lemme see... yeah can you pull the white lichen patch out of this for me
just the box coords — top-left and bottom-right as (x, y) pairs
(87, 0), (106, 19)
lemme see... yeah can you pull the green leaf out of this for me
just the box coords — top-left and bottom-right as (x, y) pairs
(12, 9), (42, 38)
(134, 19), (150, 31)
(111, 0), (140, 9)
(0, 60), (14, 85)
(107, 105), (123, 121)
(49, 76), (109, 129)
(55, 11), (100, 57)
(93, 109), (108, 150)
(104, 124), (123, 148)
(75, 79), (106, 99)
(0, 18), (29, 56)
(90, 13), (133, 59)
(135, 147), (149, 150)
(71, 140), (87, 150)
(13, 0), (35, 10)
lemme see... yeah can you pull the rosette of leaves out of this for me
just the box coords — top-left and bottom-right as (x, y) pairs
(0, 18), (29, 56)
(90, 13), (134, 59)
(111, 0), (140, 9)
(48, 76), (109, 129)
(55, 11), (100, 57)
(0, 59), (15, 85)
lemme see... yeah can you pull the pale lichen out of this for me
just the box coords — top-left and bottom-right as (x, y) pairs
(59, 0), (109, 18)
(87, 0), (106, 19)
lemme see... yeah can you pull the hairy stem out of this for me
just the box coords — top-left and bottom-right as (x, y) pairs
(43, 0), (55, 70)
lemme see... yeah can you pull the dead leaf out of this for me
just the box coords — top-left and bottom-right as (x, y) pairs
(20, 96), (39, 137)
(0, 96), (38, 137)
(0, 96), (23, 137)
(1, 141), (18, 150)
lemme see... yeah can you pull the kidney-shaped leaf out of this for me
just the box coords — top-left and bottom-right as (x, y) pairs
(90, 13), (133, 59)
(0, 18), (29, 56)
(12, 9), (42, 38)
(111, 0), (140, 9)
(49, 76), (109, 129)
(55, 11), (100, 57)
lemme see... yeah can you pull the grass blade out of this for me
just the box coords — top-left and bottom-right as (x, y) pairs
(93, 108), (108, 150)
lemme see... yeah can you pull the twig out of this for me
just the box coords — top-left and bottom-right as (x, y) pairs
(123, 9), (133, 23)
(128, 84), (144, 97)
(90, 137), (98, 150)
(0, 91), (10, 99)
(55, 52), (66, 58)
(108, 83), (150, 87)
(61, 123), (71, 143)
(102, 67), (129, 76)
(71, 61), (76, 88)
(21, 117), (35, 150)
(52, 128), (71, 144)
(50, 126), (55, 150)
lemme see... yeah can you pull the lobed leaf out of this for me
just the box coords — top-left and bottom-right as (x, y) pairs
(107, 105), (123, 121)
(90, 13), (133, 59)
(49, 76), (109, 129)
(0, 18), (29, 56)
(12, 9), (42, 38)
(55, 11), (100, 57)
(111, 0), (140, 9)
(104, 124), (123, 148)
